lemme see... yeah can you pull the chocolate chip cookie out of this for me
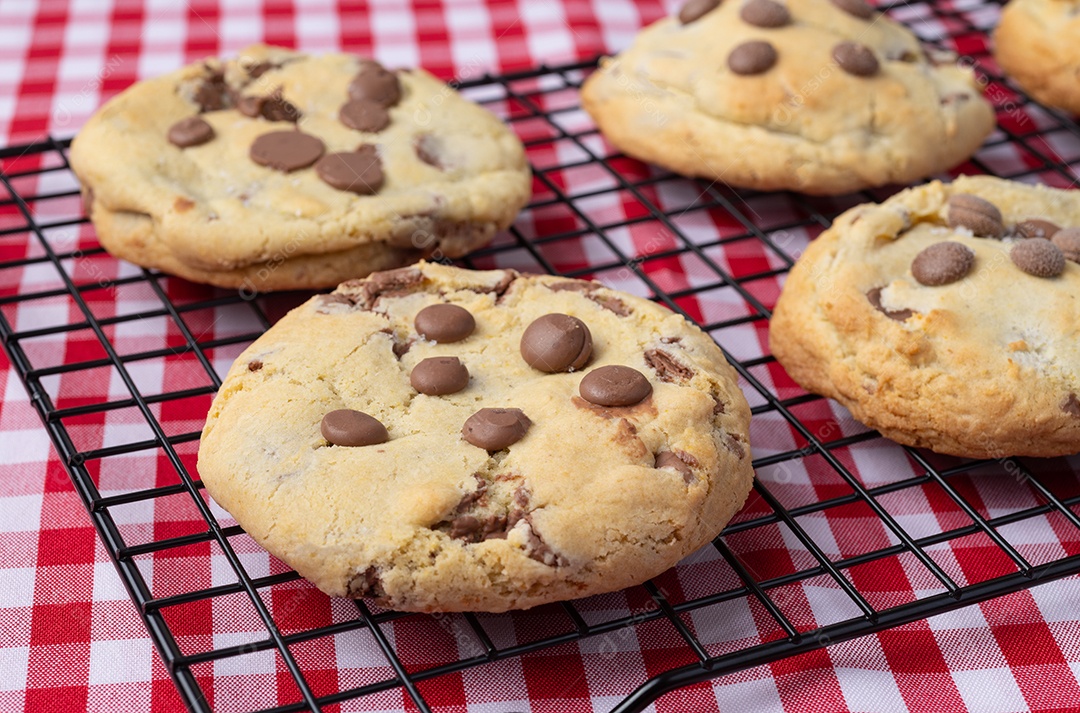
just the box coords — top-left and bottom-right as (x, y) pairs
(70, 45), (531, 291)
(581, 0), (996, 195)
(198, 262), (754, 612)
(770, 176), (1080, 458)
(995, 0), (1080, 115)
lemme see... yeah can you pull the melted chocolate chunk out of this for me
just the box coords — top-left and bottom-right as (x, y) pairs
(579, 366), (653, 407)
(866, 287), (914, 321)
(315, 293), (358, 314)
(414, 303), (475, 343)
(249, 130), (325, 172)
(247, 360), (263, 372)
(192, 70), (232, 112)
(724, 433), (747, 459)
(831, 0), (875, 19)
(415, 134), (446, 170)
(728, 40), (778, 75)
(361, 267), (424, 307)
(321, 409), (390, 447)
(547, 281), (631, 315)
(1051, 227), (1080, 263)
(1011, 238), (1066, 278)
(520, 314), (593, 373)
(339, 99), (390, 132)
(411, 356), (469, 396)
(740, 0), (790, 27)
(911, 241), (975, 286)
(462, 408), (532, 450)
(655, 450), (694, 483)
(237, 90), (301, 122)
(347, 566), (386, 600)
(315, 146), (384, 194)
(833, 41), (880, 77)
(168, 116), (215, 148)
(947, 194), (1005, 238)
(1016, 219), (1062, 239)
(1063, 394), (1080, 418)
(349, 59), (402, 107)
(679, 0), (721, 24)
(644, 349), (693, 382)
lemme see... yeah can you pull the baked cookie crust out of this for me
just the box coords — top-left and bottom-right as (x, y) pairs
(995, 0), (1080, 115)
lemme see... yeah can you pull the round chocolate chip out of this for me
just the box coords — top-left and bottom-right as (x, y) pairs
(832, 42), (879, 77)
(315, 146), (384, 195)
(947, 194), (1005, 238)
(831, 0), (875, 19)
(728, 40), (778, 75)
(679, 0), (721, 24)
(1051, 227), (1080, 263)
(238, 93), (301, 122)
(462, 408), (531, 450)
(414, 304), (475, 343)
(579, 365), (653, 407)
(740, 0), (790, 26)
(168, 116), (215, 148)
(411, 356), (469, 396)
(349, 60), (402, 107)
(1011, 238), (1066, 278)
(321, 409), (389, 447)
(1016, 219), (1061, 239)
(339, 99), (390, 133)
(655, 451), (692, 480)
(911, 241), (975, 286)
(250, 131), (325, 172)
(520, 314), (593, 373)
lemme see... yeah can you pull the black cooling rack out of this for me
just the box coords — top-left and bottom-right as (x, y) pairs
(3, 2), (1080, 711)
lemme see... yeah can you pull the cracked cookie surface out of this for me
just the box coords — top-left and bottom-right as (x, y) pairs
(581, 0), (995, 195)
(770, 176), (1080, 458)
(70, 45), (531, 291)
(995, 0), (1080, 115)
(197, 262), (754, 612)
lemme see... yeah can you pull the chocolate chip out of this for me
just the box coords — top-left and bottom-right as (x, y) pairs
(168, 116), (215, 148)
(866, 287), (914, 321)
(679, 0), (721, 24)
(415, 134), (445, 170)
(911, 241), (975, 286)
(1051, 227), (1080, 263)
(831, 0), (875, 18)
(362, 267), (424, 307)
(321, 409), (389, 447)
(246, 61), (276, 79)
(1063, 394), (1080, 418)
(725, 433), (747, 459)
(339, 99), (390, 132)
(462, 408), (531, 450)
(414, 304), (475, 343)
(411, 356), (469, 395)
(947, 194), (1005, 238)
(315, 293), (357, 313)
(349, 59), (402, 107)
(249, 131), (325, 172)
(520, 314), (593, 373)
(740, 0), (790, 26)
(728, 40), (778, 75)
(347, 566), (386, 600)
(656, 451), (693, 483)
(832, 42), (879, 77)
(644, 349), (693, 383)
(579, 366), (653, 407)
(247, 360), (263, 372)
(193, 71), (231, 111)
(315, 146), (384, 194)
(523, 521), (565, 566)
(237, 91), (301, 122)
(1016, 219), (1062, 239)
(1011, 238), (1066, 278)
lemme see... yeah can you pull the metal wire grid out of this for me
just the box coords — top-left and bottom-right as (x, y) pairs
(2, 2), (1080, 711)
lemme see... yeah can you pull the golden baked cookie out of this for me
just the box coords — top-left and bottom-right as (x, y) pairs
(197, 262), (754, 612)
(71, 45), (531, 291)
(995, 0), (1080, 115)
(581, 0), (995, 195)
(771, 176), (1080, 458)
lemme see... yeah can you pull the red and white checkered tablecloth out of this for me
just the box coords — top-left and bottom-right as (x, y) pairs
(2, 1), (1080, 712)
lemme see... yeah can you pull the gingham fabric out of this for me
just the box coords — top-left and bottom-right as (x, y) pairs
(2, 1), (1080, 712)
